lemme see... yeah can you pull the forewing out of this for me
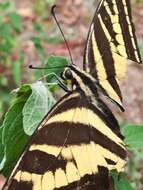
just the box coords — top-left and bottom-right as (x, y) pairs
(4, 92), (126, 190)
(83, 0), (142, 109)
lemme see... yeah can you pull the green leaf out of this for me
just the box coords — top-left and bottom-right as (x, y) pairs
(0, 23), (15, 54)
(23, 81), (55, 136)
(0, 76), (8, 86)
(138, 39), (143, 60)
(33, 23), (44, 34)
(45, 0), (55, 5)
(8, 12), (22, 32)
(45, 36), (63, 44)
(122, 124), (143, 152)
(33, 0), (47, 15)
(44, 55), (68, 82)
(0, 24), (10, 38)
(112, 171), (134, 190)
(31, 36), (45, 60)
(31, 37), (42, 50)
(12, 55), (24, 86)
(0, 82), (55, 176)
(0, 2), (10, 10)
(0, 85), (32, 176)
(0, 127), (4, 164)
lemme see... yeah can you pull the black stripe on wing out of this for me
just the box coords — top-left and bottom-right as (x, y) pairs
(8, 168), (110, 190)
(8, 179), (33, 190)
(31, 122), (126, 159)
(93, 15), (122, 98)
(4, 92), (126, 190)
(83, 0), (142, 110)
(20, 150), (67, 174)
(46, 91), (123, 140)
(54, 166), (110, 190)
(115, 0), (142, 62)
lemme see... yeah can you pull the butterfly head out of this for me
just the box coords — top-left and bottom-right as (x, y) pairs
(61, 66), (73, 80)
(61, 65), (78, 90)
(61, 65), (86, 84)
(61, 65), (99, 97)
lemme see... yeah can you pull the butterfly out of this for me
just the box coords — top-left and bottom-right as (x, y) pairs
(2, 0), (142, 189)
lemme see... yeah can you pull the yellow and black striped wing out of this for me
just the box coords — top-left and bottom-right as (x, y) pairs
(4, 91), (126, 190)
(83, 0), (142, 109)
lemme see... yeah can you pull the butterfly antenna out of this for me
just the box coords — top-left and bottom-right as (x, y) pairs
(29, 65), (65, 70)
(51, 5), (74, 65)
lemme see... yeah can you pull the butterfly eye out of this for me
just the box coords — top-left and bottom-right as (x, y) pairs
(62, 68), (73, 80)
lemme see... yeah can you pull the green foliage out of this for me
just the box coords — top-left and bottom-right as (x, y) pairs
(0, 2), (22, 62)
(8, 12), (22, 32)
(0, 127), (4, 164)
(31, 23), (63, 63)
(46, 0), (55, 5)
(0, 1), (23, 120)
(44, 56), (68, 82)
(121, 124), (143, 189)
(33, 0), (55, 16)
(122, 124), (143, 152)
(0, 83), (55, 177)
(112, 171), (134, 190)
(12, 55), (24, 86)
(0, 85), (31, 176)
(0, 0), (62, 121)
(138, 39), (143, 60)
(110, 123), (143, 189)
(134, 0), (143, 4)
(23, 81), (55, 136)
(0, 55), (68, 177)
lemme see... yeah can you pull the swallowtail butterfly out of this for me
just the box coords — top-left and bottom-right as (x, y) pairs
(3, 0), (142, 189)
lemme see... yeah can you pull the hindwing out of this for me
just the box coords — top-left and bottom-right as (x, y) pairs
(4, 91), (126, 190)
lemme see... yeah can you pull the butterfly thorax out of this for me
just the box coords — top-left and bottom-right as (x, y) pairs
(61, 65), (125, 140)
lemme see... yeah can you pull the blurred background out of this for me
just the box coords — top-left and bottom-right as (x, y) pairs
(0, 0), (143, 189)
